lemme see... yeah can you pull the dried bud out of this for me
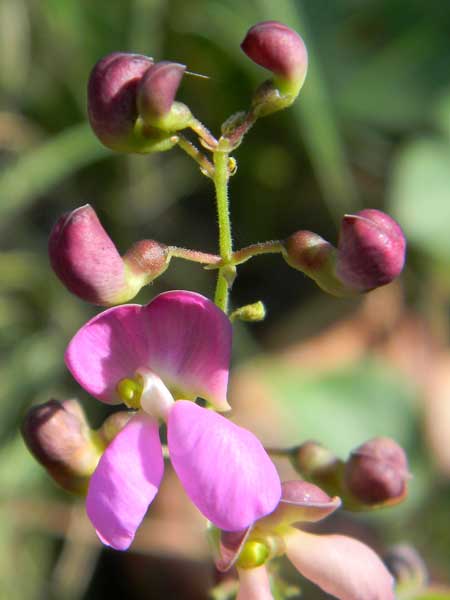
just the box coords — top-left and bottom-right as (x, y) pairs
(49, 205), (170, 306)
(344, 437), (409, 507)
(241, 21), (308, 114)
(21, 399), (102, 494)
(87, 52), (176, 153)
(336, 209), (406, 292)
(137, 61), (192, 131)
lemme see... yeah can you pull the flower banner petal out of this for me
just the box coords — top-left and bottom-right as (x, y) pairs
(168, 401), (281, 531)
(285, 529), (395, 600)
(65, 304), (147, 404)
(65, 291), (232, 409)
(86, 412), (164, 550)
(141, 291), (232, 411)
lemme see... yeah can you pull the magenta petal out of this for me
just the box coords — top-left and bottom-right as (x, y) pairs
(65, 304), (147, 404)
(140, 291), (232, 411)
(86, 413), (163, 550)
(285, 530), (395, 600)
(65, 291), (231, 409)
(168, 402), (281, 531)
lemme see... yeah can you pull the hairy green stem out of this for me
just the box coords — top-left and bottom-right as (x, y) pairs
(168, 246), (221, 265)
(177, 135), (214, 177)
(213, 149), (233, 313)
(232, 240), (284, 265)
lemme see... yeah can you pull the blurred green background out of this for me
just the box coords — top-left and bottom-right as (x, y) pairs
(1, 0), (450, 598)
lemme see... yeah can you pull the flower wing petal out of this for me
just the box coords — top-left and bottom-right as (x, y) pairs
(168, 401), (281, 531)
(141, 291), (232, 411)
(65, 304), (147, 404)
(86, 412), (163, 550)
(285, 529), (395, 600)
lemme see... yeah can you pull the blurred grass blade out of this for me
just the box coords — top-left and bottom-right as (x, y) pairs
(254, 0), (359, 221)
(0, 123), (109, 226)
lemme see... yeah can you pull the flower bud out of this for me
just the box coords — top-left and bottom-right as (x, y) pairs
(290, 441), (343, 497)
(21, 399), (102, 494)
(49, 205), (170, 306)
(344, 437), (409, 507)
(137, 61), (192, 132)
(87, 52), (176, 153)
(241, 21), (308, 114)
(283, 210), (406, 297)
(230, 301), (266, 323)
(336, 209), (406, 292)
(282, 230), (348, 296)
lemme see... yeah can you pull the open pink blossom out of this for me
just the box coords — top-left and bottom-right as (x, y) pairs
(213, 481), (395, 600)
(65, 290), (281, 550)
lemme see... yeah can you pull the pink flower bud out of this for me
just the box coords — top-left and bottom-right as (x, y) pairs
(241, 21), (308, 95)
(49, 205), (170, 306)
(88, 52), (154, 150)
(337, 209), (406, 292)
(21, 399), (101, 494)
(344, 437), (409, 506)
(137, 61), (191, 131)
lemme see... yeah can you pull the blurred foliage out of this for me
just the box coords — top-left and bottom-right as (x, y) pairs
(1, 0), (450, 598)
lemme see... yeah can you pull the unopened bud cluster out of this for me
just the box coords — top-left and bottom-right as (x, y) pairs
(88, 53), (191, 153)
(283, 209), (406, 296)
(291, 437), (409, 509)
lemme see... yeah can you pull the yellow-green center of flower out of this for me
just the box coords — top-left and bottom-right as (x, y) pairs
(116, 377), (143, 409)
(236, 540), (270, 569)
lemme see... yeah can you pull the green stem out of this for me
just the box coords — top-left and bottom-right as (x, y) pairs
(168, 246), (221, 265)
(188, 118), (218, 150)
(232, 240), (284, 265)
(177, 135), (214, 177)
(213, 149), (234, 313)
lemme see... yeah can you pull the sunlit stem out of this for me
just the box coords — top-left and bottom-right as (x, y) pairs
(188, 117), (218, 150)
(213, 149), (234, 313)
(176, 135), (214, 177)
(232, 241), (284, 265)
(168, 246), (221, 265)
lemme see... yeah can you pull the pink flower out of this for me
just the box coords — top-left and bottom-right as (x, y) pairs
(65, 290), (281, 550)
(213, 481), (395, 600)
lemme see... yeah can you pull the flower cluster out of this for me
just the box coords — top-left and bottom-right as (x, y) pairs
(22, 19), (411, 600)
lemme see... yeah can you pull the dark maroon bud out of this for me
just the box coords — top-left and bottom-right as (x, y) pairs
(49, 204), (128, 305)
(336, 209), (406, 292)
(87, 52), (154, 151)
(21, 399), (102, 494)
(344, 437), (409, 506)
(49, 205), (170, 306)
(241, 21), (308, 103)
(138, 62), (185, 119)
